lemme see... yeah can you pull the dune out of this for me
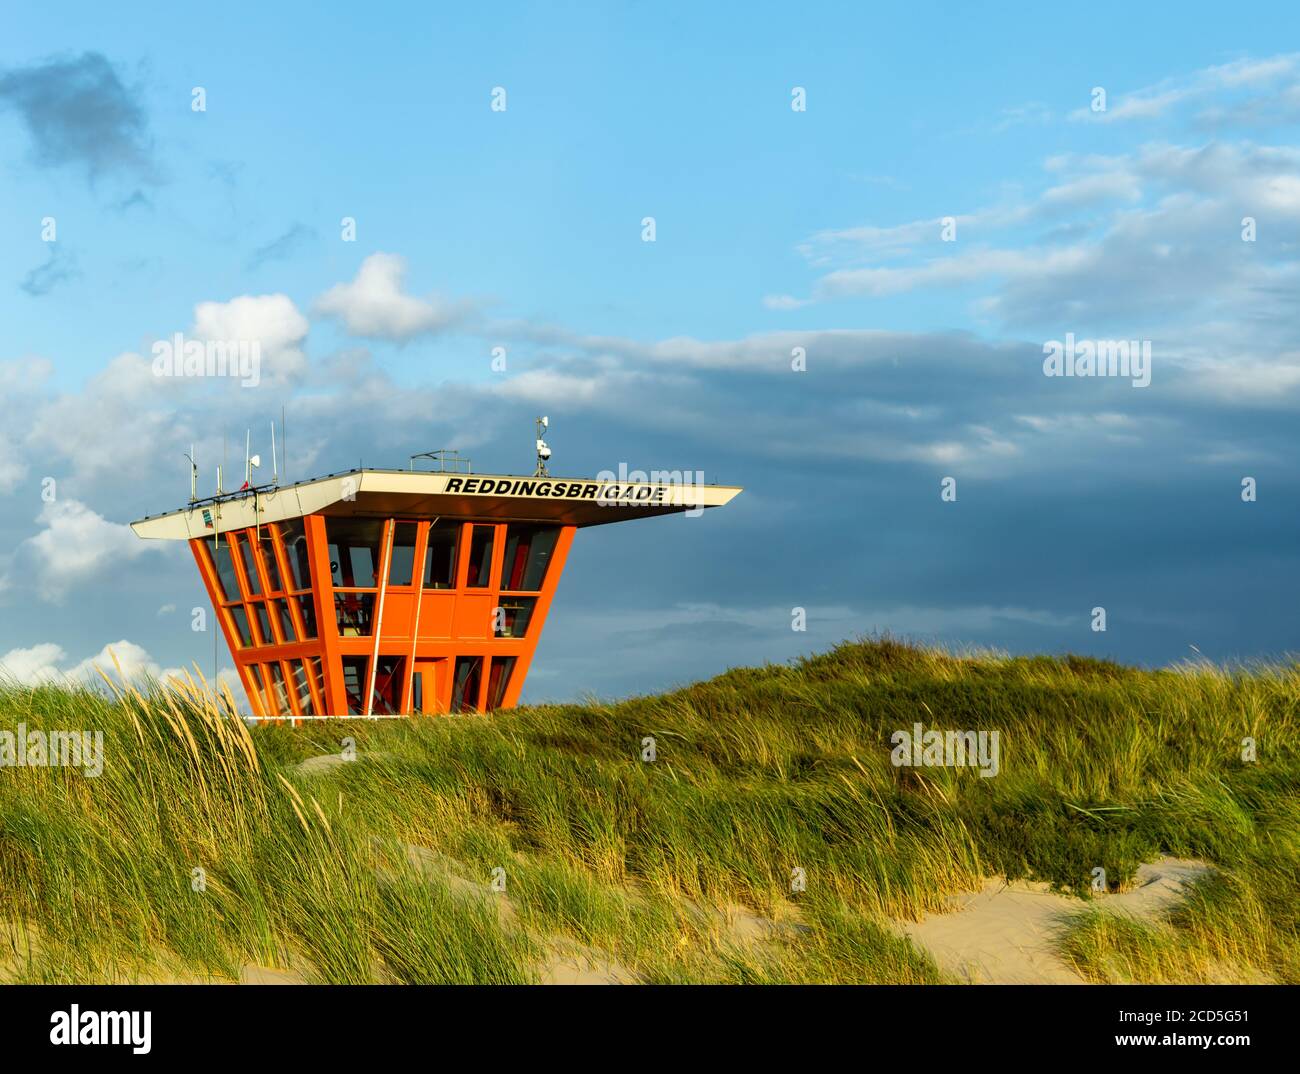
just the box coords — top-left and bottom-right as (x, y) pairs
(898, 857), (1212, 984)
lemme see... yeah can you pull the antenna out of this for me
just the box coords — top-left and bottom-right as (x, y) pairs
(244, 429), (261, 487)
(216, 464), (223, 497)
(270, 421), (279, 486)
(534, 415), (551, 477)
(184, 445), (198, 503)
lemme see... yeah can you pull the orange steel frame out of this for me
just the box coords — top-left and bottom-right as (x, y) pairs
(189, 514), (574, 720)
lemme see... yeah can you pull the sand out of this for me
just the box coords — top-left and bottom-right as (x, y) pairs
(899, 857), (1212, 984)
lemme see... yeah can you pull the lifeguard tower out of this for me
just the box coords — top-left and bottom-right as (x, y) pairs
(130, 423), (740, 718)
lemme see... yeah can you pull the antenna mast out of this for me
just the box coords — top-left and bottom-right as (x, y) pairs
(534, 415), (551, 477)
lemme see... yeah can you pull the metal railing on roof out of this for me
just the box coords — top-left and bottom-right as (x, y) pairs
(408, 450), (473, 474)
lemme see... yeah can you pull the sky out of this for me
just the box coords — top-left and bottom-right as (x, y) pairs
(1, 2), (1299, 702)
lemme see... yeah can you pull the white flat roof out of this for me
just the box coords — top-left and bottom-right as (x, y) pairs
(130, 468), (742, 540)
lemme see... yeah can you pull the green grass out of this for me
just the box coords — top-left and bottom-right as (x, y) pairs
(1, 637), (1296, 983)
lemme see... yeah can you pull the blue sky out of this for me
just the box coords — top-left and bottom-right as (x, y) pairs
(2, 3), (1299, 700)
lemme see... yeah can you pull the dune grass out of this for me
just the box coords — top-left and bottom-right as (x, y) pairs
(0, 638), (1295, 983)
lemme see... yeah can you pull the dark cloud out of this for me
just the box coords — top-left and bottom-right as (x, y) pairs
(112, 189), (153, 212)
(19, 245), (79, 296)
(0, 52), (157, 184)
(246, 223), (318, 270)
(5, 313), (1300, 700)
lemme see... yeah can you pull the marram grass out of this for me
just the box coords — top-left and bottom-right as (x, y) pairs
(0, 639), (1295, 983)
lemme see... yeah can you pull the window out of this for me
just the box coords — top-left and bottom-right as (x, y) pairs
(451, 656), (483, 712)
(494, 597), (536, 638)
(370, 657), (405, 715)
(267, 663), (291, 716)
(296, 596), (318, 639)
(423, 522), (459, 588)
(288, 659), (316, 717)
(309, 657), (325, 710)
(342, 656), (369, 715)
(388, 522), (417, 585)
(485, 657), (516, 711)
(500, 526), (559, 591)
(466, 526), (494, 588)
(327, 518), (385, 588)
(228, 606), (253, 648)
(236, 535), (262, 596)
(335, 593), (375, 636)
(211, 539), (240, 601)
(255, 536), (283, 593)
(254, 603), (273, 646)
(279, 520), (313, 590)
(271, 599), (296, 642)
(339, 656), (404, 715)
(252, 665), (273, 715)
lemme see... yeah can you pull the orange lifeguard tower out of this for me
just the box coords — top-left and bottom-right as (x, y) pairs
(130, 434), (740, 718)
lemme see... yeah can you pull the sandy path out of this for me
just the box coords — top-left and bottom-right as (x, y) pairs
(900, 857), (1211, 984)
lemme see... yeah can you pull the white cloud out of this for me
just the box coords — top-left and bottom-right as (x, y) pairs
(4, 641), (248, 704)
(762, 293), (811, 310)
(0, 357), (51, 493)
(191, 292), (309, 381)
(0, 355), (54, 392)
(25, 351), (178, 488)
(0, 642), (67, 685)
(773, 132), (1300, 362)
(18, 498), (155, 601)
(814, 245), (1092, 299)
(0, 638), (186, 688)
(1068, 51), (1300, 125)
(1181, 355), (1300, 404)
(1082, 88), (1190, 124)
(1038, 170), (1141, 210)
(0, 433), (27, 495)
(1208, 54), (1300, 89)
(797, 216), (959, 261)
(494, 368), (608, 404)
(315, 253), (468, 340)
(66, 639), (185, 687)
